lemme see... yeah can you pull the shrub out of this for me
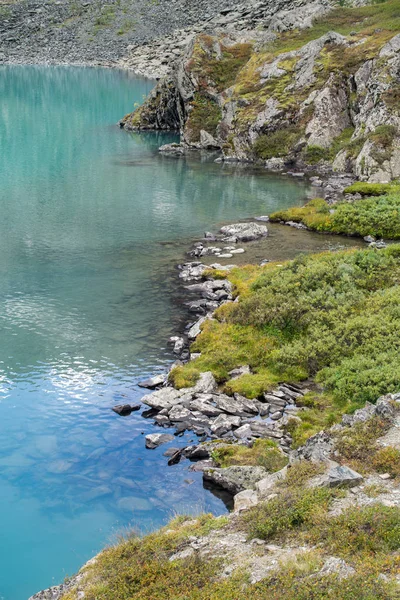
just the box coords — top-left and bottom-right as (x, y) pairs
(343, 182), (395, 196)
(372, 446), (400, 477)
(242, 486), (333, 541)
(253, 126), (301, 160)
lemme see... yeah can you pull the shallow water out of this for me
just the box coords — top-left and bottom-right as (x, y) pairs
(0, 65), (361, 600)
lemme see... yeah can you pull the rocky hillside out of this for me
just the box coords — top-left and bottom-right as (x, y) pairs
(0, 0), (246, 66)
(122, 0), (400, 183)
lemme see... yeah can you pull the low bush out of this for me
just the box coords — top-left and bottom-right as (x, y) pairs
(372, 446), (400, 478)
(253, 126), (301, 160)
(242, 486), (334, 541)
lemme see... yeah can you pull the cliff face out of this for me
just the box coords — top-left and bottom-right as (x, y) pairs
(122, 0), (400, 183)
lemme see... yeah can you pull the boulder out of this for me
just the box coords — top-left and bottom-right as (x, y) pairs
(317, 557), (356, 580)
(210, 413), (241, 436)
(220, 222), (268, 242)
(292, 431), (333, 462)
(193, 371), (217, 394)
(138, 374), (167, 389)
(188, 317), (207, 340)
(203, 465), (267, 495)
(233, 424), (253, 440)
(189, 397), (222, 417)
(112, 404), (140, 416)
(168, 406), (192, 422)
(234, 489), (259, 511)
(145, 433), (175, 449)
(229, 365), (251, 379)
(142, 388), (188, 411)
(310, 462), (363, 489)
(255, 466), (288, 497)
(213, 393), (252, 417)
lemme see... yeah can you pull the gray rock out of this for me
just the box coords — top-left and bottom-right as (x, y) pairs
(189, 397), (222, 417)
(203, 465), (267, 495)
(228, 365), (251, 379)
(310, 463), (363, 488)
(210, 413), (241, 436)
(220, 222), (268, 241)
(145, 433), (175, 449)
(234, 489), (259, 511)
(138, 373), (167, 389)
(193, 371), (217, 394)
(142, 387), (187, 411)
(318, 556), (356, 580)
(233, 424), (253, 440)
(168, 405), (192, 422)
(292, 431), (333, 462)
(213, 393), (252, 417)
(188, 317), (207, 340)
(255, 466), (288, 497)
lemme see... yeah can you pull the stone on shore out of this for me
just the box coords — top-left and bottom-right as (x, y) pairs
(141, 388), (187, 411)
(145, 433), (175, 449)
(234, 489), (259, 511)
(203, 465), (267, 495)
(138, 374), (167, 389)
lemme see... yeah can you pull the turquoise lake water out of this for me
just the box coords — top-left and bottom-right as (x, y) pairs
(0, 65), (318, 599)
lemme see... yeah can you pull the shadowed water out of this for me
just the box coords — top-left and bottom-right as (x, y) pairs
(0, 65), (356, 600)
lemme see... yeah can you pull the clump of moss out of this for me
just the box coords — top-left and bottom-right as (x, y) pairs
(210, 439), (288, 471)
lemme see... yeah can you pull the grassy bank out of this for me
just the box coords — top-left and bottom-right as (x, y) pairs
(269, 184), (400, 239)
(171, 244), (400, 444)
(61, 456), (400, 599)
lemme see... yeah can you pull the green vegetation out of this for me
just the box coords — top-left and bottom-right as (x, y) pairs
(188, 36), (253, 92)
(210, 439), (288, 471)
(185, 93), (221, 142)
(242, 486), (334, 541)
(270, 189), (400, 239)
(61, 459), (400, 599)
(172, 246), (400, 440)
(343, 182), (395, 196)
(253, 126), (302, 160)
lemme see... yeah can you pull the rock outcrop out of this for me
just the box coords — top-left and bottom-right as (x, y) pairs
(122, 3), (400, 183)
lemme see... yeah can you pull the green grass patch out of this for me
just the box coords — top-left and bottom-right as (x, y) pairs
(270, 192), (400, 239)
(210, 439), (288, 471)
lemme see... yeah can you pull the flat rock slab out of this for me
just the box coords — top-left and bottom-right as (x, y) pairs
(145, 433), (175, 449)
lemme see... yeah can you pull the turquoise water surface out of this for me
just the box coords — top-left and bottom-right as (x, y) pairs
(0, 66), (314, 600)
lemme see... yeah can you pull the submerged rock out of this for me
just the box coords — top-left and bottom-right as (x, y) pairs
(112, 404), (141, 416)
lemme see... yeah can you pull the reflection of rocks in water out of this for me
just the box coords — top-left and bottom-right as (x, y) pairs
(203, 478), (234, 511)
